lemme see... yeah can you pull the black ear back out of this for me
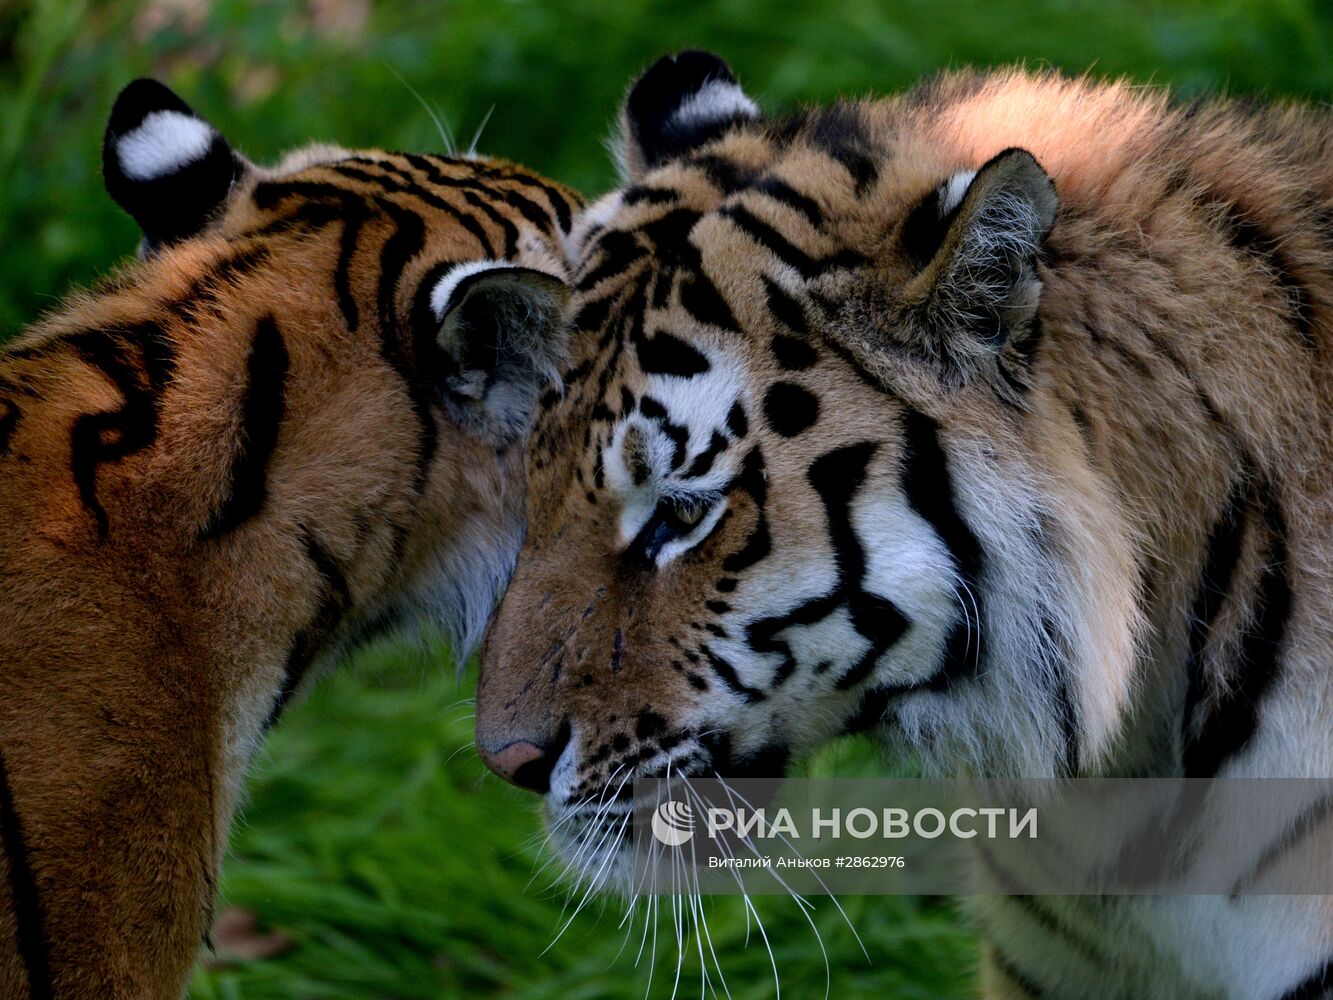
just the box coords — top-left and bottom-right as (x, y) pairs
(426, 263), (571, 444)
(620, 49), (759, 180)
(103, 79), (244, 252)
(902, 148), (1058, 348)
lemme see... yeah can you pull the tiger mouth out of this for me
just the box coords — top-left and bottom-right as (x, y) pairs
(543, 737), (797, 895)
(545, 800), (639, 896)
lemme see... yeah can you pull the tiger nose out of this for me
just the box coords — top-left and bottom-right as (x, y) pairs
(478, 740), (557, 793)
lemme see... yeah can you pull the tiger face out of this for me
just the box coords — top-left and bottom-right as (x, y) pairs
(477, 51), (1333, 1000)
(478, 53), (1145, 886)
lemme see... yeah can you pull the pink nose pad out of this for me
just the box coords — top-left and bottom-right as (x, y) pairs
(478, 740), (554, 793)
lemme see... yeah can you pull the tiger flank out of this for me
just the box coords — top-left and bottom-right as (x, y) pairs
(476, 51), (1332, 998)
(0, 80), (576, 998)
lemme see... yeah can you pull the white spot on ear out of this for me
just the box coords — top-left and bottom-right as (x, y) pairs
(669, 81), (759, 132)
(430, 260), (511, 319)
(940, 169), (978, 214)
(117, 110), (215, 182)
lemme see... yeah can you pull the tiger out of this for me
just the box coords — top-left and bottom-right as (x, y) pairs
(0, 78), (577, 999)
(475, 50), (1333, 999)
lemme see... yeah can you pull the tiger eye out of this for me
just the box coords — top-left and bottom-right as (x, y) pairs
(676, 503), (704, 526)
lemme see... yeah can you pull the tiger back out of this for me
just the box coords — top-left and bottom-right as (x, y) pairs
(0, 79), (576, 999)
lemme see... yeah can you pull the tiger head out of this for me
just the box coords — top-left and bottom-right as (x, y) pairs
(477, 53), (1144, 886)
(89, 78), (579, 666)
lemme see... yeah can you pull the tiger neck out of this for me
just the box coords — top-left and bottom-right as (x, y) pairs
(1035, 245), (1323, 779)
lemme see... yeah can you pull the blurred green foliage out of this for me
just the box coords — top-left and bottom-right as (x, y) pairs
(2, 0), (1332, 338)
(3, 1), (1331, 996)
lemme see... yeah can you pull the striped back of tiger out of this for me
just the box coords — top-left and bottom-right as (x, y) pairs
(0, 79), (578, 998)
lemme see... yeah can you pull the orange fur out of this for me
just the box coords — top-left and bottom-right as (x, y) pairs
(0, 147), (577, 998)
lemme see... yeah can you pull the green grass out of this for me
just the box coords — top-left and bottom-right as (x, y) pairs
(192, 639), (976, 999)
(4, 0), (1333, 996)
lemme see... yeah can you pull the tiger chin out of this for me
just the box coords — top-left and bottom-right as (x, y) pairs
(477, 52), (1333, 999)
(0, 79), (579, 998)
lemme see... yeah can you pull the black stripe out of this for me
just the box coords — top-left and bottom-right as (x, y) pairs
(763, 382), (819, 437)
(1180, 479), (1247, 770)
(1040, 608), (1081, 776)
(622, 185), (679, 206)
(720, 512), (771, 572)
(416, 188), (495, 257)
(1211, 196), (1316, 351)
(165, 246), (272, 321)
(345, 156), (418, 186)
(200, 317), (289, 539)
(473, 161), (573, 232)
(638, 208), (703, 269)
(636, 329), (710, 377)
(498, 187), (560, 236)
(744, 443), (910, 693)
(688, 154), (754, 194)
(572, 293), (615, 334)
(509, 174), (573, 233)
(1279, 958), (1333, 1000)
(721, 448), (771, 573)
(975, 842), (1113, 970)
(265, 527), (352, 727)
(679, 272), (738, 331)
(726, 402), (747, 439)
(1185, 491), (1291, 777)
(762, 276), (811, 336)
(67, 324), (175, 538)
(808, 443), (909, 690)
(334, 205), (368, 331)
(720, 205), (866, 279)
(699, 643), (766, 703)
(900, 410), (985, 681)
(461, 190), (519, 257)
(1231, 793), (1333, 896)
(682, 431), (728, 479)
(806, 105), (880, 196)
(0, 747), (53, 1000)
(398, 154), (520, 215)
(991, 950), (1047, 1000)
(751, 178), (823, 226)
(0, 399), (19, 455)
(243, 198), (346, 239)
(324, 162), (405, 194)
(200, 761), (220, 952)
(577, 230), (646, 292)
(252, 179), (356, 210)
(374, 199), (436, 488)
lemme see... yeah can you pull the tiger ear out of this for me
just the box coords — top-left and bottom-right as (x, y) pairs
(900, 148), (1058, 356)
(103, 79), (248, 256)
(618, 50), (759, 181)
(427, 263), (571, 444)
